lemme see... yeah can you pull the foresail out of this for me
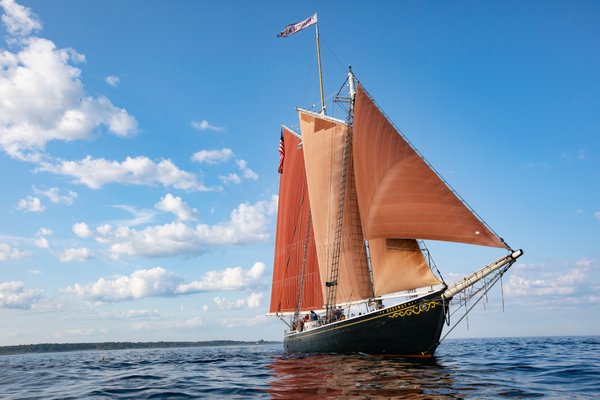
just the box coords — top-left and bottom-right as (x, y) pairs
(270, 127), (323, 313)
(299, 111), (374, 303)
(353, 85), (506, 248)
(369, 238), (441, 296)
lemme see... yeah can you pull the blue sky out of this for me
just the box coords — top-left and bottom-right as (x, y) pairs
(0, 0), (598, 346)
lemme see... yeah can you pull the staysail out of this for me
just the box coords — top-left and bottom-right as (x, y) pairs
(367, 238), (441, 296)
(270, 127), (323, 313)
(299, 110), (374, 304)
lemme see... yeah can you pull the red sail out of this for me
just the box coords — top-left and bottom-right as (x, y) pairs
(269, 127), (323, 313)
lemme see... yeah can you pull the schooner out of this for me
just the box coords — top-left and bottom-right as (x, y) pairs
(268, 14), (522, 356)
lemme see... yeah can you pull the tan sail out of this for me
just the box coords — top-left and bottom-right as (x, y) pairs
(368, 238), (441, 296)
(270, 127), (323, 313)
(353, 85), (505, 248)
(299, 110), (374, 303)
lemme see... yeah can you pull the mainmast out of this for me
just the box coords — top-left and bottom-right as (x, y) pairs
(276, 13), (323, 113)
(324, 68), (362, 323)
(315, 22), (325, 114)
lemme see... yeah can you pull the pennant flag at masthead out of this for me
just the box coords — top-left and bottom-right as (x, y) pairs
(277, 13), (317, 38)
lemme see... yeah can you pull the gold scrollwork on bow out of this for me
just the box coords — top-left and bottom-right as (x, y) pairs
(387, 301), (438, 319)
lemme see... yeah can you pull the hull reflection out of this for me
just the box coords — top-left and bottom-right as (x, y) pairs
(267, 353), (456, 399)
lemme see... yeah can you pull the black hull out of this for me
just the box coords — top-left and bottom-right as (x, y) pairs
(284, 291), (448, 357)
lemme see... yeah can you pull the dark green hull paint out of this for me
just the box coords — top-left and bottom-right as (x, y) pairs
(284, 291), (449, 356)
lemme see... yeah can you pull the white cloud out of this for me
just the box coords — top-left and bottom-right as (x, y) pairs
(73, 222), (92, 238)
(220, 315), (264, 328)
(131, 317), (202, 331)
(35, 236), (49, 249)
(54, 328), (108, 338)
(576, 258), (592, 267)
(65, 262), (265, 303)
(16, 188), (76, 212)
(191, 148), (233, 164)
(37, 227), (52, 236)
(202, 304), (209, 312)
(177, 262), (265, 293)
(66, 267), (183, 302)
(95, 196), (277, 258)
(214, 296), (246, 309)
(16, 196), (44, 212)
(191, 119), (224, 132)
(246, 292), (263, 308)
(594, 211), (600, 221)
(0, 242), (28, 261)
(33, 186), (77, 205)
(105, 75), (119, 86)
(504, 260), (594, 302)
(38, 156), (214, 191)
(215, 159), (257, 185)
(169, 317), (202, 328)
(0, 3), (137, 160)
(0, 39), (137, 159)
(59, 247), (91, 262)
(0, 0), (41, 37)
(219, 173), (241, 185)
(111, 205), (155, 227)
(35, 227), (52, 248)
(0, 281), (41, 309)
(101, 222), (196, 258)
(102, 309), (160, 319)
(213, 292), (263, 309)
(235, 159), (258, 180)
(155, 193), (198, 221)
(123, 309), (160, 318)
(96, 224), (112, 236)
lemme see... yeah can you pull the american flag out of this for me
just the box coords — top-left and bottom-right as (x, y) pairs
(278, 131), (285, 173)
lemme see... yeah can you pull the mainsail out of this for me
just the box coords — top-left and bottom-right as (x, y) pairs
(269, 127), (323, 313)
(299, 110), (373, 304)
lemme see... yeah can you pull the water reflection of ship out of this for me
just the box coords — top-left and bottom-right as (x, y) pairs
(267, 354), (454, 399)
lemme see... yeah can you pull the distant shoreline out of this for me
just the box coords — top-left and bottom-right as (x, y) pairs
(0, 340), (280, 356)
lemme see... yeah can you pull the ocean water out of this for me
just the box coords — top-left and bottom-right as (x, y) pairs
(0, 337), (598, 399)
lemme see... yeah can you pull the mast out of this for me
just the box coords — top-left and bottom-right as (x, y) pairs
(315, 21), (325, 114)
(324, 68), (361, 322)
(348, 66), (356, 113)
